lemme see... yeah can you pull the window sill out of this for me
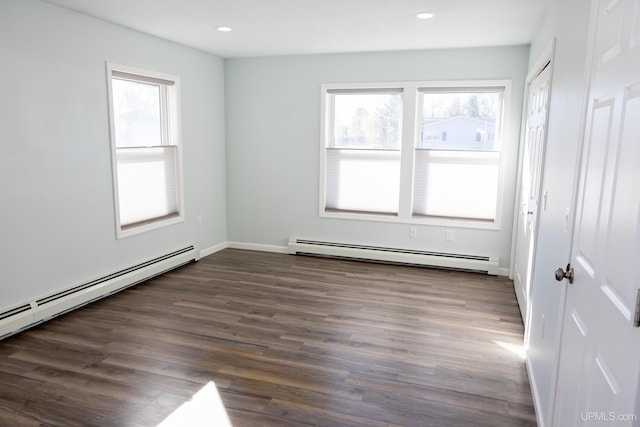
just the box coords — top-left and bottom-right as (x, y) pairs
(319, 209), (501, 230)
(116, 213), (184, 239)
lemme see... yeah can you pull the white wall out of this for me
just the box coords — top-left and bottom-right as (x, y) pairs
(0, 0), (227, 312)
(525, 1), (593, 425)
(225, 46), (529, 269)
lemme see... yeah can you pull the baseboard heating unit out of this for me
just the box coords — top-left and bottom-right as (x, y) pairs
(0, 244), (199, 340)
(288, 238), (499, 275)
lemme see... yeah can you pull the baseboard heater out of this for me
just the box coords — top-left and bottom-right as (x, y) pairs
(288, 238), (499, 275)
(0, 244), (199, 340)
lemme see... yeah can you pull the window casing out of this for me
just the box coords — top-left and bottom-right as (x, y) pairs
(107, 63), (184, 238)
(320, 81), (511, 229)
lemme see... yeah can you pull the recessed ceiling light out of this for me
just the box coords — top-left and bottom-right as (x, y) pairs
(217, 26), (232, 32)
(416, 12), (435, 19)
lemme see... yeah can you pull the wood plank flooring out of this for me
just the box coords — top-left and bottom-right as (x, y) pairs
(0, 249), (537, 426)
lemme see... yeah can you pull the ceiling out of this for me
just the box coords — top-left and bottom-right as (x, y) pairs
(43, 0), (549, 58)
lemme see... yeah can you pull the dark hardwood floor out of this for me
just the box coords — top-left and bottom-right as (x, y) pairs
(0, 249), (536, 426)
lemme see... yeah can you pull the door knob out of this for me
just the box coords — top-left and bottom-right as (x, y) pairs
(555, 264), (574, 284)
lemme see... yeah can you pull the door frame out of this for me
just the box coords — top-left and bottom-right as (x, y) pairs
(510, 39), (555, 334)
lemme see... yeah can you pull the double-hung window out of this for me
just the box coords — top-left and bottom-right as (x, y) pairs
(324, 89), (403, 215)
(320, 81), (510, 229)
(413, 88), (503, 221)
(106, 63), (184, 238)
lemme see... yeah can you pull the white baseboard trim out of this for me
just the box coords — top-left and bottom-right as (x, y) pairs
(199, 242), (228, 258)
(224, 242), (510, 276)
(525, 355), (546, 427)
(226, 241), (288, 254)
(214, 242), (509, 276)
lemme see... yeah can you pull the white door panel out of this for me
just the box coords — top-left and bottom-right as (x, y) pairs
(555, 309), (590, 426)
(513, 62), (551, 319)
(575, 98), (613, 266)
(605, 88), (640, 317)
(554, 0), (640, 424)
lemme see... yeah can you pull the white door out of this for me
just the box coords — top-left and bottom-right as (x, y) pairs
(554, 0), (640, 425)
(513, 62), (551, 319)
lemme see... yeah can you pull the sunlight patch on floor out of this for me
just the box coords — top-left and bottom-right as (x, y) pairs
(494, 340), (526, 359)
(157, 381), (232, 427)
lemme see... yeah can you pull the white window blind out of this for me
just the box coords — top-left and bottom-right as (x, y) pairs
(412, 150), (500, 220)
(116, 146), (179, 228)
(325, 149), (400, 214)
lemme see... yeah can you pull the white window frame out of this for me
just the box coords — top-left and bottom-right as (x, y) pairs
(106, 62), (185, 239)
(319, 80), (511, 230)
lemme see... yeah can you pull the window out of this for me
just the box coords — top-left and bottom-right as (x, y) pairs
(320, 81), (510, 229)
(324, 89), (402, 214)
(107, 63), (184, 238)
(413, 89), (503, 221)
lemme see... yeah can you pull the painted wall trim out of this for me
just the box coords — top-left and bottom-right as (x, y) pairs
(226, 241), (289, 254)
(200, 242), (229, 258)
(525, 357), (546, 427)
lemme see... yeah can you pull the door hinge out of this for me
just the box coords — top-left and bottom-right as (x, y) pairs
(634, 289), (640, 328)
